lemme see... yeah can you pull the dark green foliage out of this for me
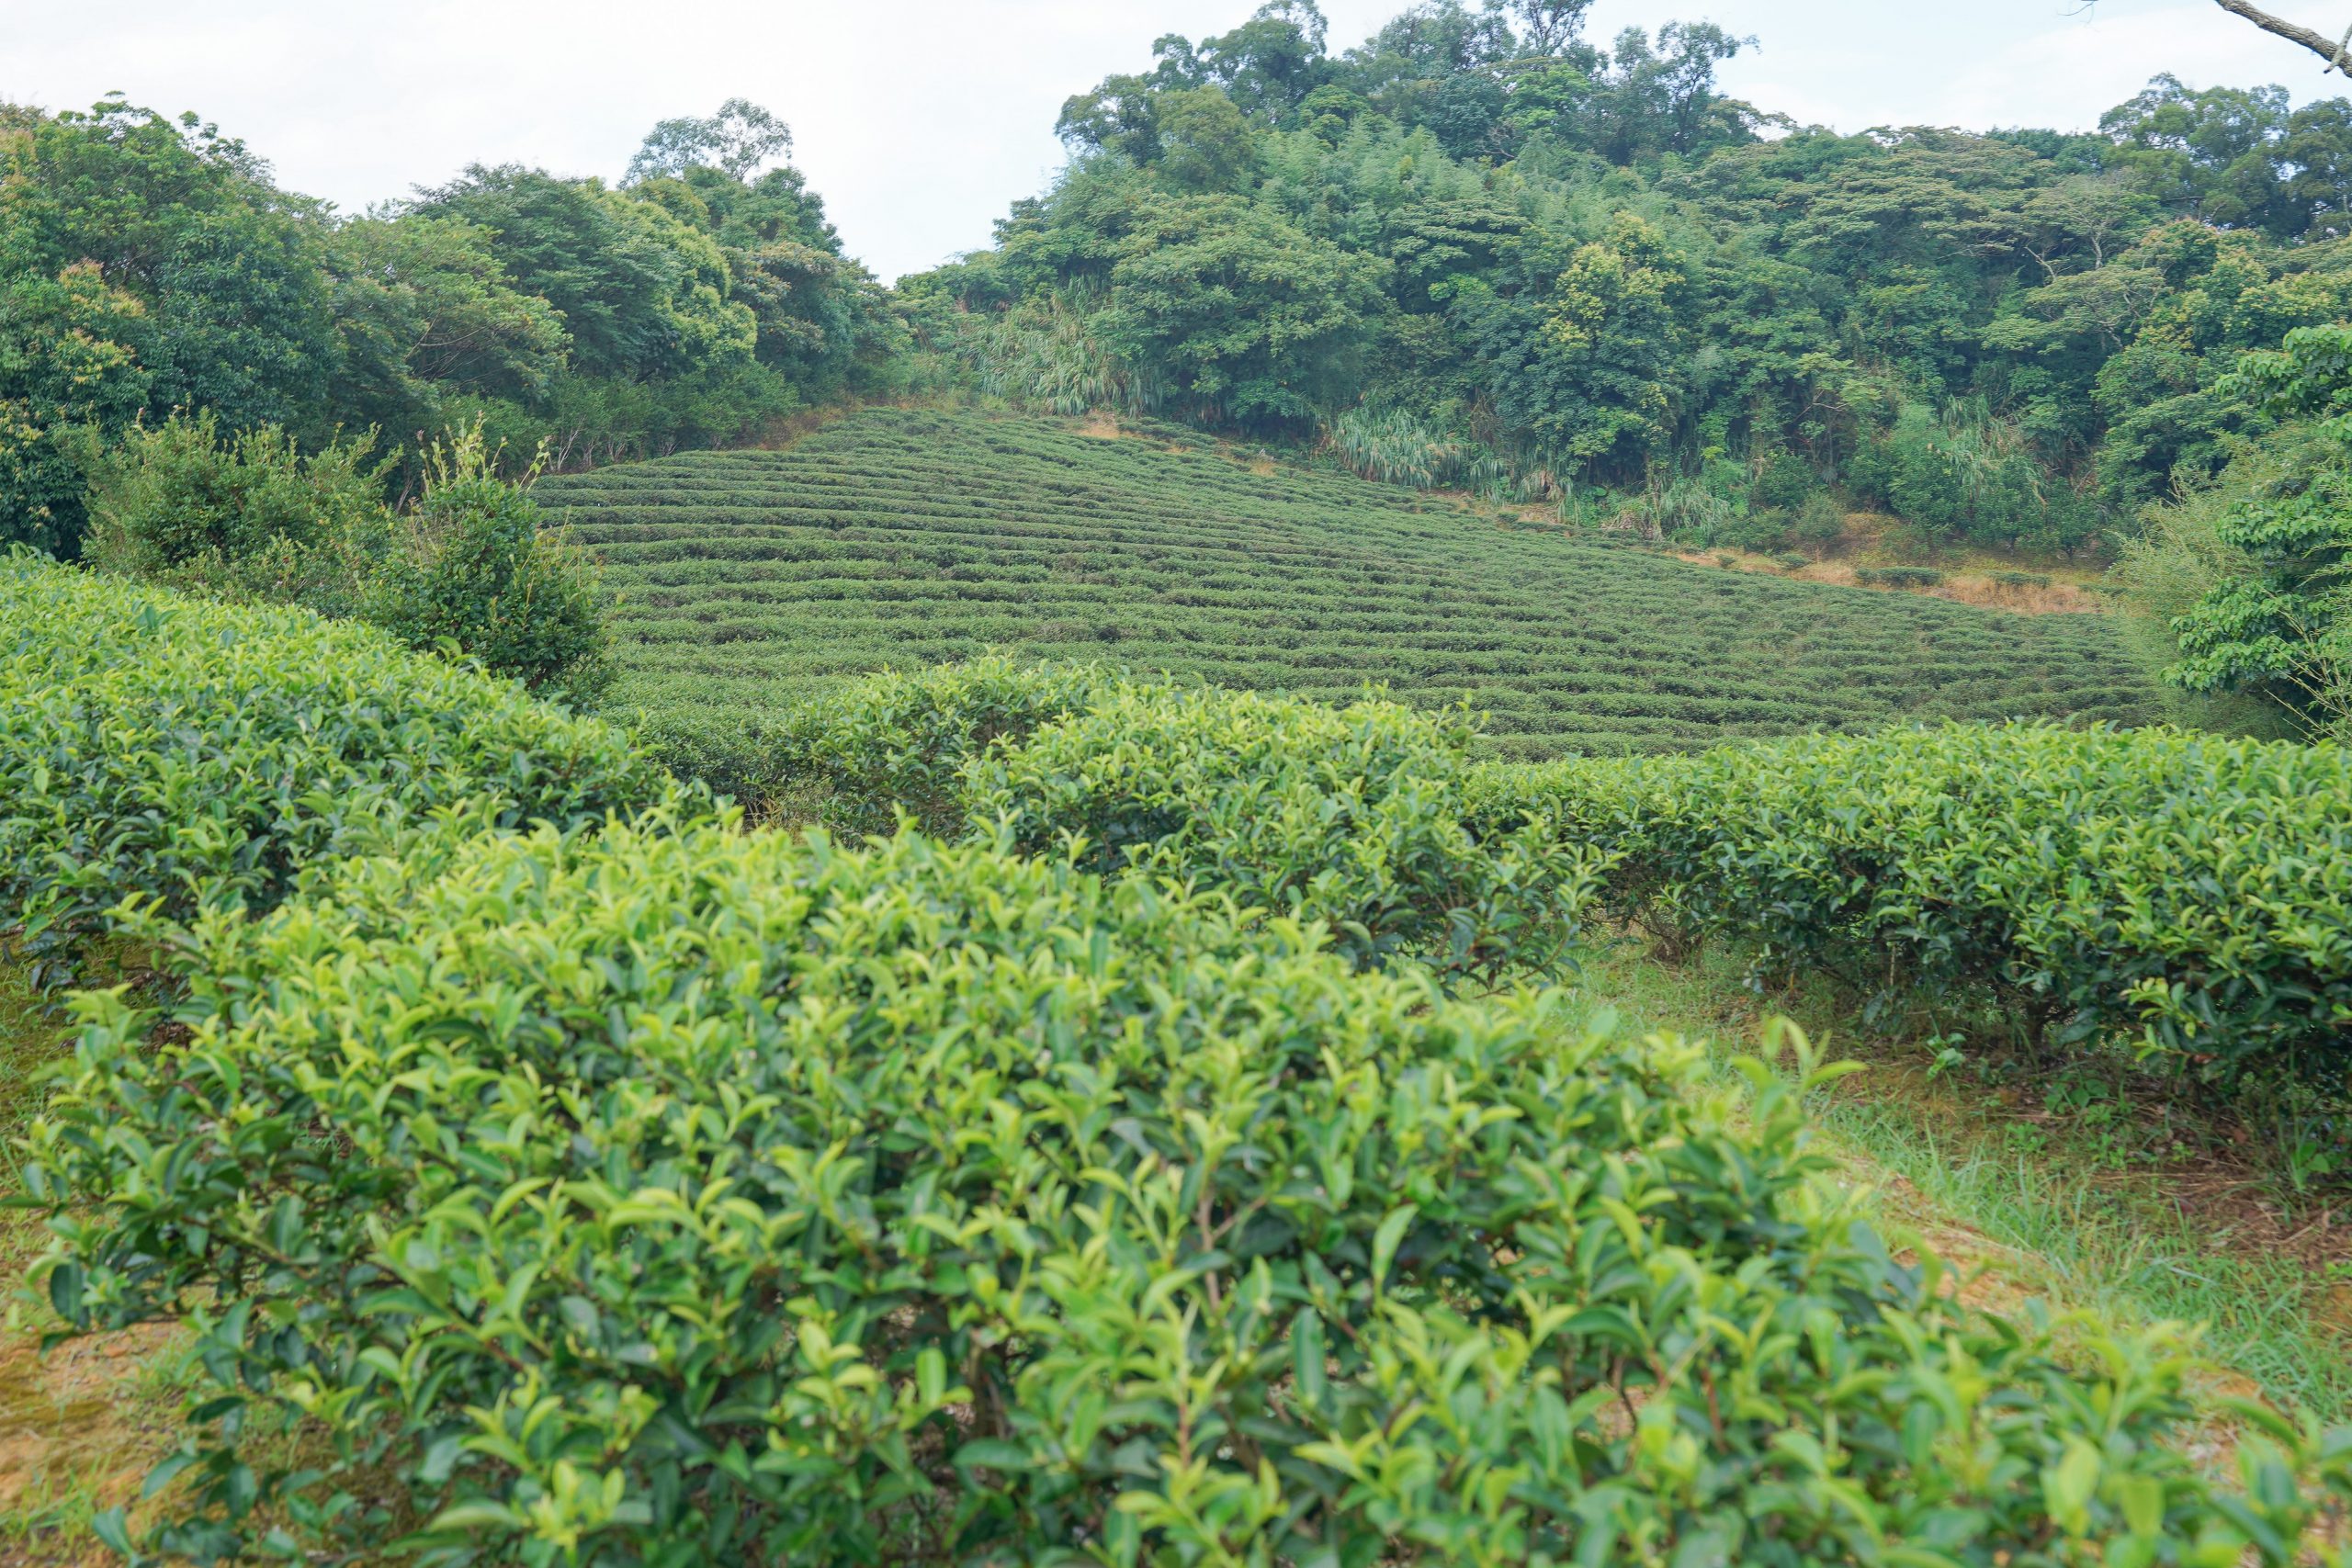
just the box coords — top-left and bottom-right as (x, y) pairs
(1100, 193), (1387, 426)
(1854, 566), (1946, 588)
(2165, 323), (2352, 730)
(322, 215), (569, 463)
(407, 164), (744, 384)
(546, 409), (2157, 762)
(367, 427), (617, 705)
(0, 95), (892, 550)
(0, 555), (662, 964)
(82, 409), (389, 599)
(929, 6), (2352, 548)
(0, 98), (336, 444)
(0, 95), (341, 555)
(1749, 449), (1818, 512)
(28, 804), (2352, 1564)
(0, 264), (152, 554)
(1482, 723), (2352, 1104)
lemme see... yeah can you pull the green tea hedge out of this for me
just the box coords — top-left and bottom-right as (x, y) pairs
(1480, 723), (2352, 1096)
(773, 659), (1596, 978)
(30, 805), (2350, 1563)
(965, 677), (1600, 976)
(767, 653), (1112, 834)
(0, 556), (664, 964)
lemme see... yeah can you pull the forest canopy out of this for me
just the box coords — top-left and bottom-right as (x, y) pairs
(904, 0), (2352, 564)
(0, 96), (904, 555)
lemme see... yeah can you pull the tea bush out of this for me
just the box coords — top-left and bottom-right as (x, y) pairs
(769, 660), (1597, 978)
(1479, 723), (2352, 1099)
(0, 555), (663, 964)
(965, 676), (1603, 976)
(1854, 565), (1945, 589)
(29, 805), (2352, 1565)
(764, 653), (1111, 834)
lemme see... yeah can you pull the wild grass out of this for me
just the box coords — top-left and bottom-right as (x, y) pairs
(1558, 937), (2352, 1427)
(0, 958), (203, 1562)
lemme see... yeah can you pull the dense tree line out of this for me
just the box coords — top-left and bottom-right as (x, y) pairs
(902, 0), (2352, 565)
(0, 96), (901, 556)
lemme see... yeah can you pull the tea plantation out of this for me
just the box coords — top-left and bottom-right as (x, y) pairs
(538, 409), (2158, 777)
(9, 558), (2352, 1564)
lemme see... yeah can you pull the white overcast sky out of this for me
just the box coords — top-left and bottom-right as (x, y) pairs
(3, 0), (2348, 280)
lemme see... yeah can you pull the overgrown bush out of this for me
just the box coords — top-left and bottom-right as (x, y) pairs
(366, 424), (616, 705)
(1785, 490), (1845, 549)
(1330, 403), (1459, 488)
(1748, 449), (1818, 512)
(29, 804), (2352, 1564)
(83, 410), (389, 614)
(1855, 565), (1945, 588)
(1478, 723), (2352, 1105)
(959, 288), (1160, 417)
(0, 554), (662, 966)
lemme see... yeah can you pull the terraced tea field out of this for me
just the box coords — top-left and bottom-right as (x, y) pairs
(544, 408), (2158, 761)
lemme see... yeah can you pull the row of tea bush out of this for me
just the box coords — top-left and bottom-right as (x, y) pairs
(6, 567), (2349, 1562)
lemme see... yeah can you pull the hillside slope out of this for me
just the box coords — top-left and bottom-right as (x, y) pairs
(543, 408), (2157, 761)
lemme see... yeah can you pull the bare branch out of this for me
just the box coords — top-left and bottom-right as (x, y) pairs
(2079, 1), (2352, 70)
(2212, 0), (2352, 67)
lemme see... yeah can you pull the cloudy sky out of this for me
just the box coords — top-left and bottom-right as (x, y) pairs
(4, 0), (2348, 279)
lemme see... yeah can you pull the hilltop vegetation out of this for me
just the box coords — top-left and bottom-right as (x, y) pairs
(914, 2), (2352, 549)
(0, 96), (899, 554)
(11, 3), (2352, 728)
(547, 407), (2156, 785)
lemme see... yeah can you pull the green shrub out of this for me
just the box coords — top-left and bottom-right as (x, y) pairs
(767, 653), (1114, 833)
(83, 409), (390, 613)
(965, 676), (1600, 976)
(1991, 570), (2053, 589)
(1330, 403), (1458, 489)
(366, 424), (616, 705)
(775, 660), (1597, 978)
(1770, 550), (1811, 571)
(1784, 490), (1846, 550)
(1749, 449), (1818, 513)
(1479, 723), (2352, 1102)
(0, 554), (663, 965)
(1854, 565), (1945, 588)
(29, 805), (2350, 1564)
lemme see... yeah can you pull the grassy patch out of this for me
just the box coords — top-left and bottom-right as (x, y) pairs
(0, 961), (198, 1564)
(1563, 936), (2352, 1426)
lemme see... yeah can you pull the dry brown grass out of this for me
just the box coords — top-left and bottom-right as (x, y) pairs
(1674, 549), (2112, 615)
